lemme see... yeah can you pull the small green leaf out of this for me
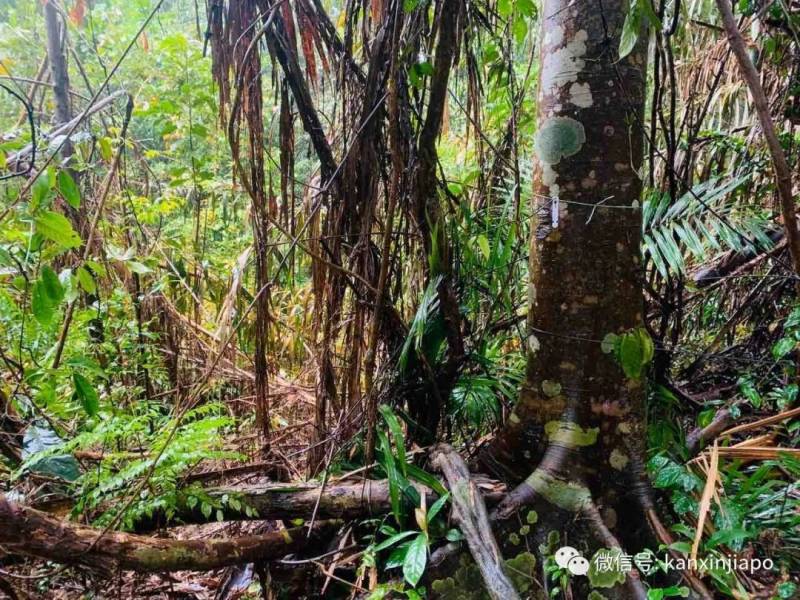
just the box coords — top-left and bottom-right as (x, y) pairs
(40, 266), (64, 304)
(35, 211), (82, 249)
(427, 492), (450, 523)
(76, 265), (96, 294)
(497, 0), (513, 17)
(73, 372), (99, 417)
(56, 170), (80, 209)
(402, 533), (427, 587)
(477, 234), (491, 260)
(31, 173), (53, 210)
(618, 0), (641, 59)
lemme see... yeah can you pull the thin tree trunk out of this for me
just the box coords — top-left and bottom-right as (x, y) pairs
(44, 1), (72, 152)
(714, 0), (800, 284)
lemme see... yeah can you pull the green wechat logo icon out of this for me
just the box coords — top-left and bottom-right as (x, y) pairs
(555, 546), (590, 576)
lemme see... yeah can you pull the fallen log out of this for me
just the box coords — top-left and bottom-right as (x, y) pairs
(133, 478), (506, 532)
(0, 494), (339, 573)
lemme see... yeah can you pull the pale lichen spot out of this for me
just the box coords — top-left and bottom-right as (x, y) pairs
(535, 117), (586, 165)
(617, 421), (632, 434)
(559, 361), (576, 371)
(603, 125), (615, 136)
(609, 448), (629, 470)
(540, 30), (589, 94)
(528, 334), (541, 353)
(583, 294), (599, 304)
(614, 162), (627, 172)
(526, 470), (591, 512)
(545, 420), (599, 447)
(545, 24), (564, 48)
(509, 412), (521, 424)
(581, 176), (597, 189)
(568, 82), (593, 108)
(541, 380), (562, 397)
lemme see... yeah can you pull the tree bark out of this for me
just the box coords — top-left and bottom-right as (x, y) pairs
(0, 494), (339, 573)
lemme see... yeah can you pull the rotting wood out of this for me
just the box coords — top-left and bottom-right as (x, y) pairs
(131, 478), (505, 531)
(0, 494), (340, 573)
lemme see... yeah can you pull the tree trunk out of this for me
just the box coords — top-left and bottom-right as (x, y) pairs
(0, 494), (338, 573)
(44, 1), (73, 153)
(481, 0), (652, 596)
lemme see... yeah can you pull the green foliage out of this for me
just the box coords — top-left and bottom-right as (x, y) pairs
(602, 327), (654, 379)
(34, 211), (82, 249)
(643, 175), (775, 277)
(619, 0), (660, 59)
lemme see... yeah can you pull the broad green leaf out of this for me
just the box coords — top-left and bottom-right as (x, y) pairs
(31, 267), (65, 324)
(98, 137), (113, 162)
(35, 211), (82, 249)
(73, 372), (99, 417)
(29, 455), (81, 481)
(427, 492), (450, 523)
(373, 530), (418, 553)
(517, 0), (535, 16)
(56, 170), (80, 209)
(377, 431), (403, 523)
(40, 266), (64, 305)
(406, 463), (448, 496)
(32, 281), (55, 325)
(618, 0), (641, 59)
(402, 533), (427, 587)
(31, 173), (52, 210)
(513, 16), (528, 44)
(76, 265), (96, 294)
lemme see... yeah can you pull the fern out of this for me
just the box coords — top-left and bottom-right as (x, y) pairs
(642, 174), (775, 277)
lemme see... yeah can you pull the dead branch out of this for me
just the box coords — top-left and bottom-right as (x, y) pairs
(431, 444), (519, 600)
